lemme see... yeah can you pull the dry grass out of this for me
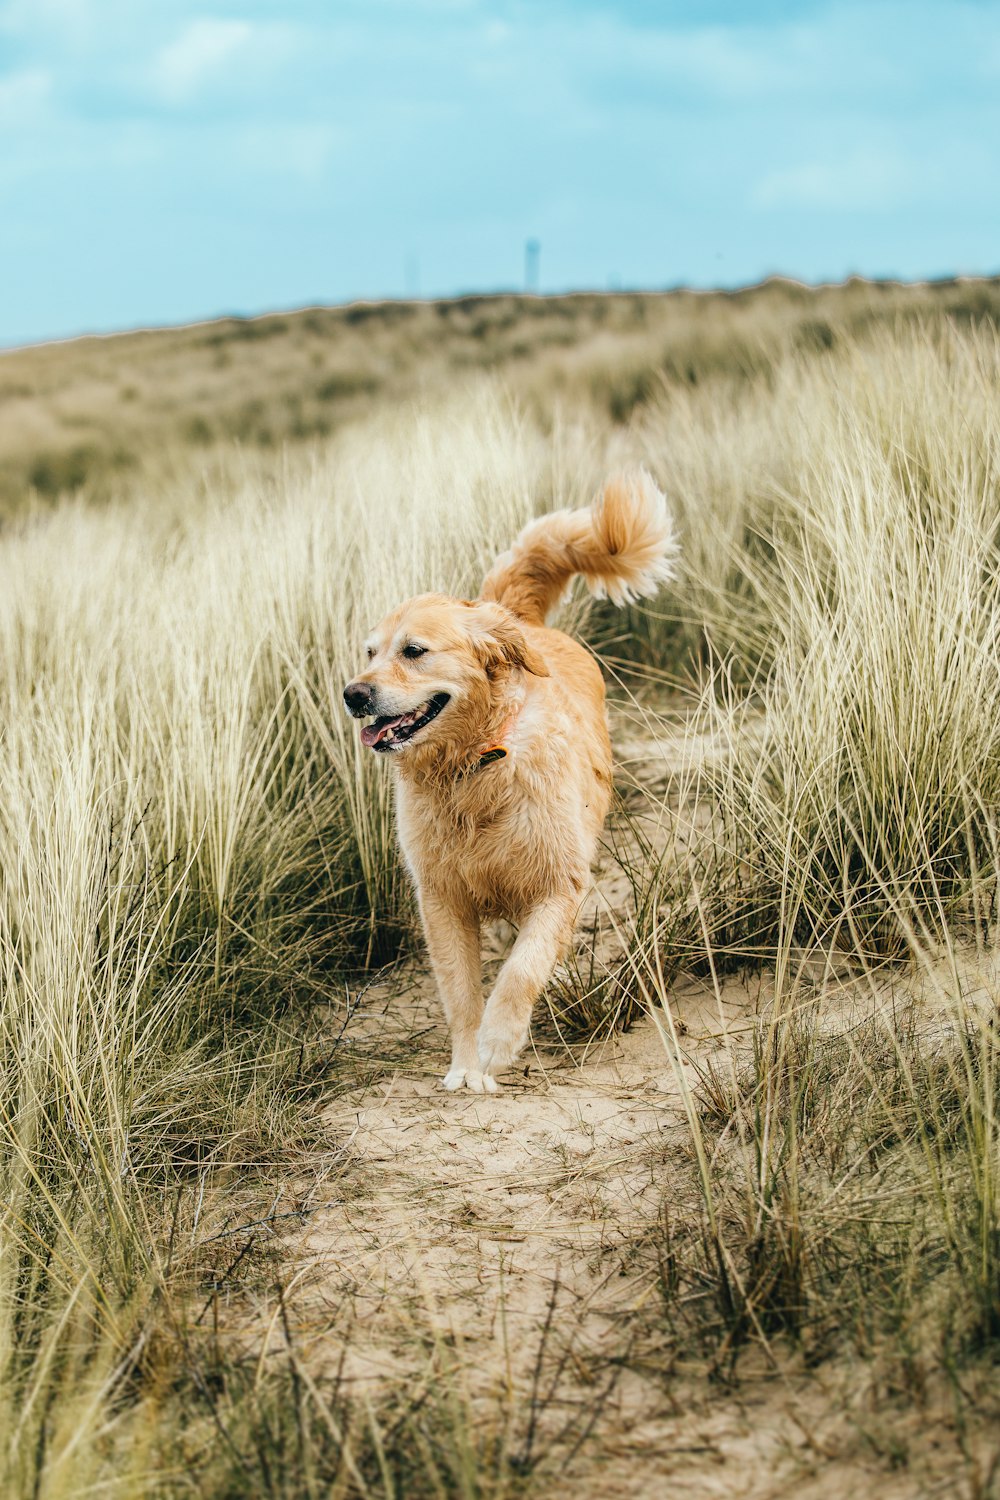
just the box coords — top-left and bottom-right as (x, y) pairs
(2, 280), (1000, 1495)
(4, 276), (1000, 516)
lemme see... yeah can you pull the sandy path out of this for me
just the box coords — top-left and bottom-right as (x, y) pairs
(285, 967), (909, 1497)
(283, 713), (997, 1495)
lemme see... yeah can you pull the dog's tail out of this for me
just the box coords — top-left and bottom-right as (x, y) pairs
(480, 469), (679, 626)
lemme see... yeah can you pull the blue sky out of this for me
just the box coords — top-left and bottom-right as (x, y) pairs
(2, 0), (999, 345)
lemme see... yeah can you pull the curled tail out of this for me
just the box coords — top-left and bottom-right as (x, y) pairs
(480, 469), (679, 626)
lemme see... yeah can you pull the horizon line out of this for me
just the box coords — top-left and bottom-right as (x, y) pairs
(4, 268), (999, 359)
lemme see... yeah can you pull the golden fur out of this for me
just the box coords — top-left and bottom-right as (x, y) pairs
(344, 470), (678, 1092)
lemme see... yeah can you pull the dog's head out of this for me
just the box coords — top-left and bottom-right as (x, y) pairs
(343, 594), (548, 756)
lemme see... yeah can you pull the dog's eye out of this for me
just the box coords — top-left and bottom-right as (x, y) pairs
(365, 646), (376, 661)
(401, 643), (427, 660)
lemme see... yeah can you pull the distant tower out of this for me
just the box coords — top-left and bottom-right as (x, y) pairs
(405, 253), (420, 300)
(524, 238), (540, 293)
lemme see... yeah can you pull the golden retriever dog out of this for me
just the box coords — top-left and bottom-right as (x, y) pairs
(343, 471), (678, 1092)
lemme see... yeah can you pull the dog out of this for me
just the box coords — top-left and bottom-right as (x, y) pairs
(343, 471), (678, 1092)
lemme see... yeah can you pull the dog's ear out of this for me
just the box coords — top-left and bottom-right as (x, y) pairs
(464, 602), (549, 677)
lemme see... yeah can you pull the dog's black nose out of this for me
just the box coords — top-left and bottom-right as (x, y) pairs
(343, 682), (375, 717)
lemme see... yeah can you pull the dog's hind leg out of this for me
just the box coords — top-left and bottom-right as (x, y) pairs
(418, 888), (490, 1092)
(476, 894), (577, 1081)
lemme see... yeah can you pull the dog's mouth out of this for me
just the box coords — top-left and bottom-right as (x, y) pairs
(360, 693), (450, 752)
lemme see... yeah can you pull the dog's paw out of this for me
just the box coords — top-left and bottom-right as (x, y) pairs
(477, 1018), (528, 1078)
(465, 1068), (499, 1094)
(441, 1067), (499, 1094)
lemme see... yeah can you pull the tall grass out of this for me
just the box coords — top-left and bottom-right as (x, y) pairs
(4, 302), (1000, 1489)
(0, 385), (606, 1493)
(632, 321), (1000, 951)
(614, 321), (1000, 1408)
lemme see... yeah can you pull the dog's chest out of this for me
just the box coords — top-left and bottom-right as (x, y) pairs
(397, 769), (584, 918)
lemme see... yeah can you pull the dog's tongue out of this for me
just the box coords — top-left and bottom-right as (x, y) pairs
(360, 714), (405, 748)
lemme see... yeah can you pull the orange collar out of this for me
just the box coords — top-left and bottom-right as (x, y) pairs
(466, 705), (520, 776)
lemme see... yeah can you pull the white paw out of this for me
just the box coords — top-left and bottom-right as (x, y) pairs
(441, 1067), (499, 1094)
(477, 1019), (528, 1078)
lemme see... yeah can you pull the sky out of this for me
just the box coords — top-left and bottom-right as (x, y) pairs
(1, 0), (999, 345)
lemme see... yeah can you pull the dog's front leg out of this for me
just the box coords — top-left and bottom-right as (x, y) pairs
(417, 887), (490, 1093)
(477, 895), (576, 1081)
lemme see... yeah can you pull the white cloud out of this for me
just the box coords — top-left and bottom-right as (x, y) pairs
(752, 149), (918, 212)
(152, 18), (256, 105)
(0, 66), (52, 125)
(236, 122), (344, 182)
(0, 0), (92, 37)
(652, 24), (808, 100)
